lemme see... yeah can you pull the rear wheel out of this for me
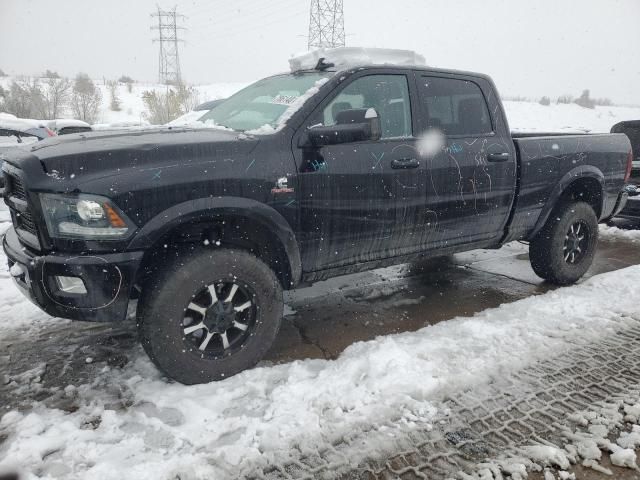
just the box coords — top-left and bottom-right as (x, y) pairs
(529, 201), (598, 285)
(137, 248), (283, 384)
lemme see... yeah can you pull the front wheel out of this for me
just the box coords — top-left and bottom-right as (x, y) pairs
(529, 201), (598, 285)
(137, 248), (283, 384)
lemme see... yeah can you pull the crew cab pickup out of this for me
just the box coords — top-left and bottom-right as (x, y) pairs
(2, 48), (633, 384)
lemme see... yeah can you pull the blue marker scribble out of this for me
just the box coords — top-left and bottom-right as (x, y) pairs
(311, 159), (327, 171)
(371, 152), (385, 169)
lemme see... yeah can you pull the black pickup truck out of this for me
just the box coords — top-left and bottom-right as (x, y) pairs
(2, 51), (633, 384)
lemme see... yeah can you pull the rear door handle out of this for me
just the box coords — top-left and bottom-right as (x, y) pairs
(391, 158), (420, 169)
(487, 152), (510, 163)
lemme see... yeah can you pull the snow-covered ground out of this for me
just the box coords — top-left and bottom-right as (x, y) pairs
(599, 224), (640, 243)
(505, 101), (640, 133)
(1, 75), (639, 132)
(1, 216), (640, 479)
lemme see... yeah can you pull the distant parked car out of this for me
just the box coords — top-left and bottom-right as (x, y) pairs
(0, 115), (56, 191)
(0, 115), (55, 144)
(612, 121), (640, 181)
(612, 121), (640, 220)
(46, 119), (92, 136)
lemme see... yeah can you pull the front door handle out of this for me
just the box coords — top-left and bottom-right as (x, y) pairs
(391, 158), (420, 169)
(487, 152), (510, 163)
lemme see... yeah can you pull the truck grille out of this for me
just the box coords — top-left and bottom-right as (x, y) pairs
(16, 210), (38, 235)
(8, 174), (27, 199)
(3, 166), (41, 249)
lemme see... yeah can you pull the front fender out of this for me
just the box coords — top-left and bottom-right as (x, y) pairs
(127, 196), (302, 285)
(531, 165), (604, 238)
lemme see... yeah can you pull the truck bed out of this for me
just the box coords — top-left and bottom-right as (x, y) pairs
(506, 133), (631, 242)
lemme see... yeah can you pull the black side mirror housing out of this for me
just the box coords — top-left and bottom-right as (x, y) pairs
(305, 108), (381, 147)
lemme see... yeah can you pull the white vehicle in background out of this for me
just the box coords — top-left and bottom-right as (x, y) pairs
(0, 114), (56, 191)
(0, 113), (55, 145)
(46, 118), (92, 136)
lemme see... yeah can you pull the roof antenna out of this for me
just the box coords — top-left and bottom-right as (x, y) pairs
(315, 57), (335, 71)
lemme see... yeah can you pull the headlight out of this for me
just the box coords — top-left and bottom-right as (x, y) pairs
(40, 193), (135, 239)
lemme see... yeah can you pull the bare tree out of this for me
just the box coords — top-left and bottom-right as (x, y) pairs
(42, 69), (60, 79)
(118, 75), (135, 93)
(71, 73), (102, 122)
(176, 84), (200, 113)
(142, 84), (198, 124)
(574, 89), (595, 109)
(106, 80), (121, 111)
(37, 77), (72, 119)
(2, 80), (42, 118)
(557, 94), (573, 104)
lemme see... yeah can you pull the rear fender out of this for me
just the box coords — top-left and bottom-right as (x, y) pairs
(531, 166), (604, 238)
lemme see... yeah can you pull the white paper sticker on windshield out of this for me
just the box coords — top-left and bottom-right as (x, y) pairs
(271, 94), (299, 105)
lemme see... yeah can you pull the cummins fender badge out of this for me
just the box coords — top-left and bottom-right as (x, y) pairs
(271, 177), (294, 194)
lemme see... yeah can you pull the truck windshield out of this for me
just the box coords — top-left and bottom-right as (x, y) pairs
(198, 72), (332, 132)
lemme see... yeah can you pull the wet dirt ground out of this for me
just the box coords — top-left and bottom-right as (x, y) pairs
(1, 221), (640, 479)
(272, 235), (640, 365)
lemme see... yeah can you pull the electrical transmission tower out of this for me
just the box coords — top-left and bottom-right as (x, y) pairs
(307, 0), (345, 50)
(151, 7), (185, 85)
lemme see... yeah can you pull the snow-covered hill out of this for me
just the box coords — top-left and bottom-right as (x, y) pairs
(91, 80), (247, 126)
(0, 76), (246, 127)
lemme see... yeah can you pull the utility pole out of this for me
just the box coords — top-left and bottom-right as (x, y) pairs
(307, 0), (345, 50)
(151, 6), (185, 85)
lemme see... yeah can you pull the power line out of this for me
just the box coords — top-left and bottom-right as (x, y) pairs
(186, 0), (303, 33)
(151, 6), (185, 85)
(308, 0), (345, 50)
(188, 6), (308, 44)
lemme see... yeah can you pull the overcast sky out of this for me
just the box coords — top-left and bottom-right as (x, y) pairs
(1, 0), (639, 104)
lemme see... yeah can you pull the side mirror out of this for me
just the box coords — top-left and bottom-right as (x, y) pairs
(305, 108), (381, 147)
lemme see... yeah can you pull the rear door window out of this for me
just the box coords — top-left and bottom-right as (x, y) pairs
(419, 76), (492, 136)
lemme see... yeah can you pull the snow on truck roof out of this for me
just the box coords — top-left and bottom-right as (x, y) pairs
(288, 47), (426, 72)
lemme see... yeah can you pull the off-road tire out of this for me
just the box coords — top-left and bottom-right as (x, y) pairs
(137, 248), (283, 384)
(529, 201), (598, 285)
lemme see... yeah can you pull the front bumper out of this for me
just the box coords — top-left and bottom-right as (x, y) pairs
(3, 227), (144, 322)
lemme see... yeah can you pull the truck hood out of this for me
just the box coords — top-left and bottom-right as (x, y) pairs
(4, 127), (259, 181)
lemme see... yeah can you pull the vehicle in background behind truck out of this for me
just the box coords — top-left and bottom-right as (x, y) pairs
(0, 115), (56, 192)
(612, 120), (640, 219)
(46, 119), (92, 136)
(1, 48), (633, 384)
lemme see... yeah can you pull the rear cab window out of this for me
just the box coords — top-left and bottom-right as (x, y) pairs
(418, 76), (493, 136)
